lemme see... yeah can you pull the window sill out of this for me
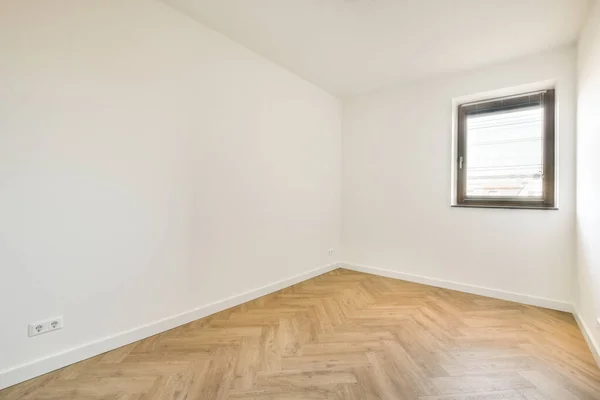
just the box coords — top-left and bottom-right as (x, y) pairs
(451, 204), (558, 211)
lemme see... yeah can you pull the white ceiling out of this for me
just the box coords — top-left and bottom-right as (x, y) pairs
(164, 0), (591, 96)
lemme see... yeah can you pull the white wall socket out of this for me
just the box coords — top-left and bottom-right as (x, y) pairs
(28, 317), (63, 337)
(28, 322), (46, 337)
(328, 248), (334, 256)
(596, 318), (600, 331)
(47, 316), (63, 332)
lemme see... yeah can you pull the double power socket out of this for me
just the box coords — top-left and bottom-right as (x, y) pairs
(28, 316), (63, 337)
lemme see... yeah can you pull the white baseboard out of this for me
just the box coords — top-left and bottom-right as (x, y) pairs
(340, 262), (573, 313)
(573, 310), (600, 368)
(0, 262), (339, 390)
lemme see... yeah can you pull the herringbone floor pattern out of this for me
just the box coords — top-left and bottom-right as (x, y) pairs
(2, 269), (600, 399)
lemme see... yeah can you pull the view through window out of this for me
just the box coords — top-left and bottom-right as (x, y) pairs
(466, 106), (543, 198)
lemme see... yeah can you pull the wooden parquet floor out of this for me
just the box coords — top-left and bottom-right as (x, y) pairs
(2, 269), (600, 400)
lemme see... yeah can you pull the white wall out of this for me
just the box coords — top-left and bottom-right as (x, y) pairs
(342, 47), (576, 305)
(0, 0), (341, 383)
(576, 0), (600, 357)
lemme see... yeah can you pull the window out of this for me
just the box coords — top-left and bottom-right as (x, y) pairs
(456, 89), (556, 209)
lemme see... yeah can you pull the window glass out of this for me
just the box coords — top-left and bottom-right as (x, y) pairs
(465, 106), (544, 198)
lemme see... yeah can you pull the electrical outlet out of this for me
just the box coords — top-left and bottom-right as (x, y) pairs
(328, 248), (334, 256)
(596, 318), (600, 331)
(28, 322), (46, 337)
(28, 316), (63, 337)
(46, 317), (63, 332)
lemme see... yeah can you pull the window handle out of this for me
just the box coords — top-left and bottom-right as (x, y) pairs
(459, 156), (464, 169)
